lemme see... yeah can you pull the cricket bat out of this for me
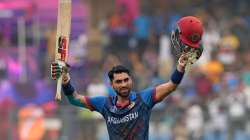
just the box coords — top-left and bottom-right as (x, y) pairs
(55, 0), (71, 101)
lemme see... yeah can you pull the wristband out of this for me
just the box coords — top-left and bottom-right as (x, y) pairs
(171, 69), (184, 84)
(62, 81), (75, 96)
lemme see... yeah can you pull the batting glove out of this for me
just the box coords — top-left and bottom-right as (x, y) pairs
(51, 61), (70, 80)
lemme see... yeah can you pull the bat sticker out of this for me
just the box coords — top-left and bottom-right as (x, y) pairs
(57, 36), (67, 61)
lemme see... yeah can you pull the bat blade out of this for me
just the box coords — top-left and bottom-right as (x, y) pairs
(55, 0), (71, 101)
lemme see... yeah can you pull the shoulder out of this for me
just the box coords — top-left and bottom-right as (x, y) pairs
(129, 91), (138, 101)
(139, 87), (156, 96)
(87, 96), (110, 111)
(138, 87), (157, 108)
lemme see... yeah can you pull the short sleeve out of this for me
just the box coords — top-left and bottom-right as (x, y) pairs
(140, 87), (157, 108)
(86, 96), (107, 113)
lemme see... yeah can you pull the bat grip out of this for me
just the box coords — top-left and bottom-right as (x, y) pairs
(55, 76), (62, 101)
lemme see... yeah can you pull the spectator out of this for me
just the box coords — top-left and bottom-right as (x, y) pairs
(186, 102), (204, 140)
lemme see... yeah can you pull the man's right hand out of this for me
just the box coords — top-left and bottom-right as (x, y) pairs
(177, 53), (188, 72)
(51, 61), (70, 84)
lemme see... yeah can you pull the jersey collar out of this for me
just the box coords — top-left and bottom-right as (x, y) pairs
(113, 91), (136, 109)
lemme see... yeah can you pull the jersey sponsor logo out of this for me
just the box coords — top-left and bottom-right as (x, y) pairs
(107, 112), (139, 124)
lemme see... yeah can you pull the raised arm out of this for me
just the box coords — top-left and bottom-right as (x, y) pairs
(62, 78), (95, 110)
(154, 54), (187, 102)
(51, 62), (95, 110)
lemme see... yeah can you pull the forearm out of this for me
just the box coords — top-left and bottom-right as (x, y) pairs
(155, 64), (185, 101)
(62, 81), (87, 108)
(66, 94), (86, 108)
(155, 82), (177, 101)
(170, 66), (185, 85)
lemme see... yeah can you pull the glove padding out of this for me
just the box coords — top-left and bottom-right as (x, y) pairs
(51, 61), (70, 80)
(177, 44), (203, 67)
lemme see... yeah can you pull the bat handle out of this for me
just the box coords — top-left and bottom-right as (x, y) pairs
(55, 76), (62, 101)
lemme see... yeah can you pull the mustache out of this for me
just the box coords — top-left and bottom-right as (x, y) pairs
(119, 87), (130, 92)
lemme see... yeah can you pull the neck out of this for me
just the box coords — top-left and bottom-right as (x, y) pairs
(116, 95), (130, 109)
(117, 95), (130, 104)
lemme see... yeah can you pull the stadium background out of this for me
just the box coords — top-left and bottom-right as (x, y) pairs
(0, 0), (250, 140)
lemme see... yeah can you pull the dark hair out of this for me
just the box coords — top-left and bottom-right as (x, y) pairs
(108, 65), (131, 81)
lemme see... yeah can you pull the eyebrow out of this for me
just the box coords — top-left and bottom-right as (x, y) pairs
(114, 77), (129, 83)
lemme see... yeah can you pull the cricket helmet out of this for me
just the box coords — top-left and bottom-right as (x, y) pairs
(171, 16), (204, 61)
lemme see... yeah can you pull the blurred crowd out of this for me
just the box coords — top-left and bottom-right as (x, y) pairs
(0, 0), (250, 140)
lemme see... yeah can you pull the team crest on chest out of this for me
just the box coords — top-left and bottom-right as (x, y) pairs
(128, 102), (135, 109)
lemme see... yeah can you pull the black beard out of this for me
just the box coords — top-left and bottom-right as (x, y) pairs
(115, 89), (130, 98)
